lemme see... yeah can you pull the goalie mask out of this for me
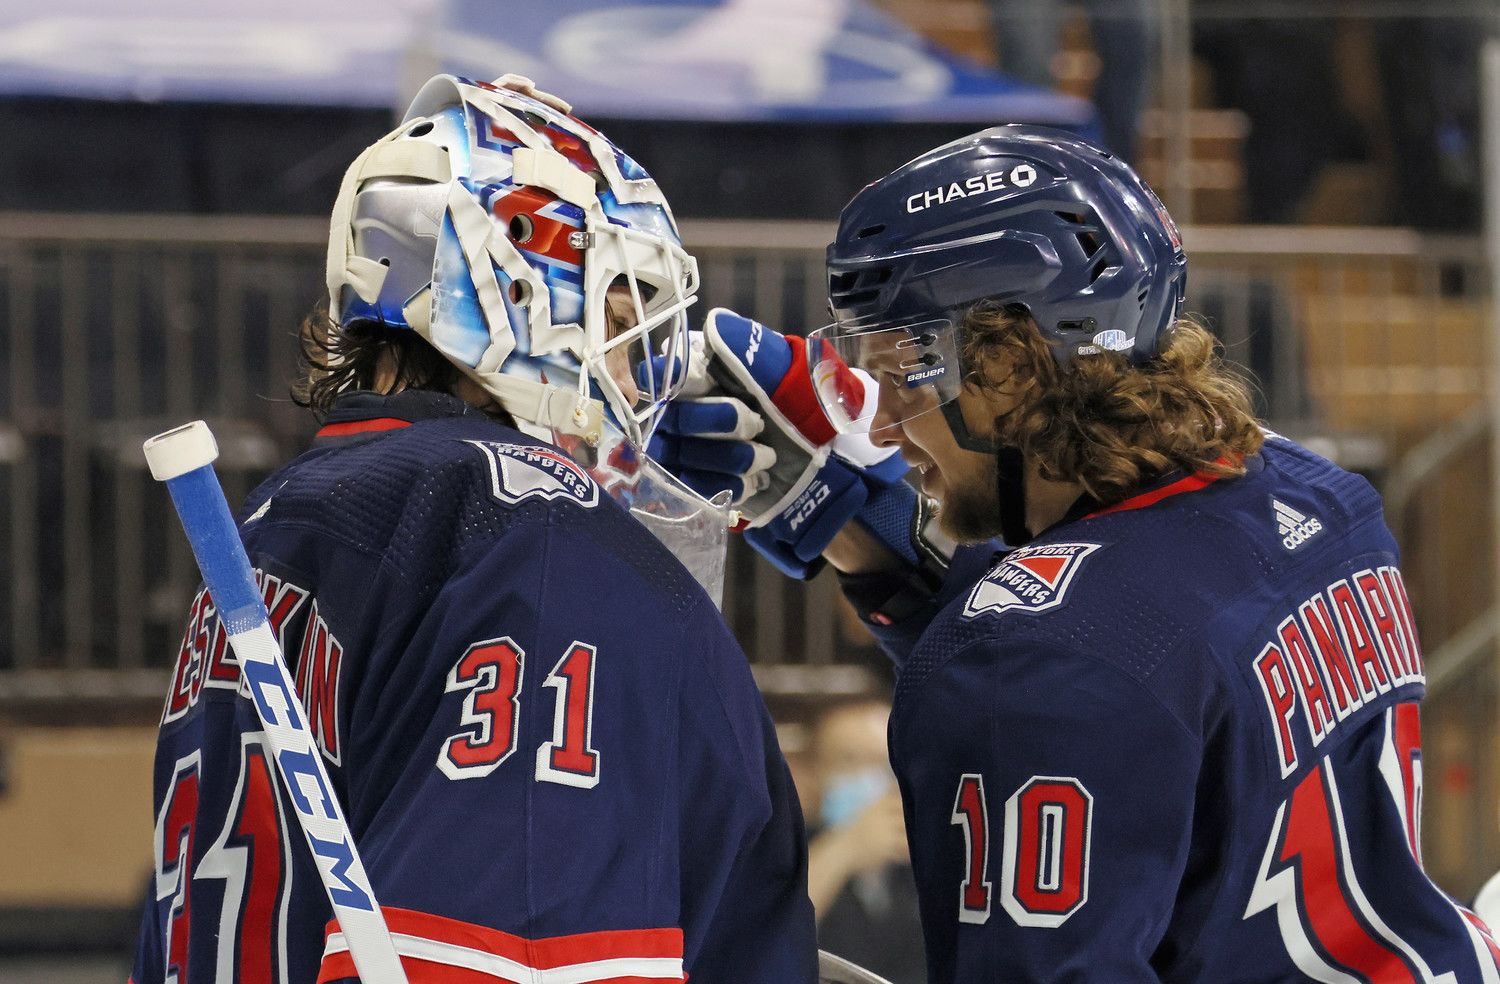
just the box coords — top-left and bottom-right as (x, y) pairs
(326, 76), (730, 604)
(327, 74), (699, 451)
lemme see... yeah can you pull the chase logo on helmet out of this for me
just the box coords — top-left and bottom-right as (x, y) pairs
(905, 164), (1039, 214)
(963, 542), (1102, 618)
(468, 440), (600, 508)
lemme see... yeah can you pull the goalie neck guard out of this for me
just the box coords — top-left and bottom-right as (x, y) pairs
(326, 74), (700, 450)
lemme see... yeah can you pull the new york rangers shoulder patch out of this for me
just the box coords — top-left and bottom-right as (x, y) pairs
(963, 542), (1102, 619)
(467, 440), (599, 508)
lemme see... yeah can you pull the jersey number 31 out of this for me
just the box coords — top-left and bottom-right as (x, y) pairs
(438, 637), (601, 788)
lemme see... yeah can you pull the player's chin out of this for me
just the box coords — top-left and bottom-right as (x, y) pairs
(934, 477), (1007, 544)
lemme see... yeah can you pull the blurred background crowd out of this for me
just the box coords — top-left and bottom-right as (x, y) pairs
(2, 0), (1499, 980)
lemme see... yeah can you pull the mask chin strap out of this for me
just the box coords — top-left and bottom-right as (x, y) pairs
(937, 399), (1032, 547)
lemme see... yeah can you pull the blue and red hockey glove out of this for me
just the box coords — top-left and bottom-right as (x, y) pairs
(646, 308), (908, 579)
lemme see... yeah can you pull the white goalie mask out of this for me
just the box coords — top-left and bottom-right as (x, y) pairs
(325, 75), (731, 603)
(326, 74), (699, 450)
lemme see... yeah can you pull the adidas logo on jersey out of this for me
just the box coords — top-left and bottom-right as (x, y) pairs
(1274, 498), (1323, 551)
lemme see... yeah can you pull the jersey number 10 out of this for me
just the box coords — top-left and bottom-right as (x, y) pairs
(438, 637), (601, 788)
(951, 773), (1094, 928)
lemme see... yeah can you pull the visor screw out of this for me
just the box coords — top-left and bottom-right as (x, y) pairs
(569, 231), (595, 250)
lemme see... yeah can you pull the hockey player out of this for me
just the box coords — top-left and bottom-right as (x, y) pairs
(649, 127), (1500, 981)
(131, 75), (816, 984)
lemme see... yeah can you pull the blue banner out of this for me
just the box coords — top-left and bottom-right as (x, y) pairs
(0, 0), (431, 106)
(430, 0), (1097, 126)
(0, 0), (1097, 131)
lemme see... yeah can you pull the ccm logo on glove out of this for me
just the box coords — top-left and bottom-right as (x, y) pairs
(787, 479), (832, 533)
(745, 320), (763, 366)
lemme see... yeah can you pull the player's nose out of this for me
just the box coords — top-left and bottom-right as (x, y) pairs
(607, 348), (641, 406)
(869, 393), (904, 448)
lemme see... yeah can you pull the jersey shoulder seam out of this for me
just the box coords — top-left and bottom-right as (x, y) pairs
(896, 634), (1204, 750)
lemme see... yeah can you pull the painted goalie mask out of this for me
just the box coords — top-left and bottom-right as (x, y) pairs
(326, 75), (730, 602)
(326, 73), (699, 450)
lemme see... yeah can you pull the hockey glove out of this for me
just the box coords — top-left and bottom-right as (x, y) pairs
(647, 308), (907, 578)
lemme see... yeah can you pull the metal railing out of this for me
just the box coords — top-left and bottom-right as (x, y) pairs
(0, 215), (1492, 703)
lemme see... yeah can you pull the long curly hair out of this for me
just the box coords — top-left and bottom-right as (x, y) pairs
(291, 308), (469, 419)
(961, 302), (1265, 507)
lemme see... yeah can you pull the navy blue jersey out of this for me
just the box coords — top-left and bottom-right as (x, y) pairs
(864, 436), (1500, 983)
(131, 391), (816, 984)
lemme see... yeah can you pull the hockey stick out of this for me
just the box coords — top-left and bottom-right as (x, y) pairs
(818, 950), (897, 984)
(144, 421), (409, 984)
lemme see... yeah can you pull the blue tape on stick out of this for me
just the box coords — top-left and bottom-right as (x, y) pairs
(162, 464), (267, 635)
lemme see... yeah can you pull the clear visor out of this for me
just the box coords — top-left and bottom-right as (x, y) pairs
(807, 318), (962, 436)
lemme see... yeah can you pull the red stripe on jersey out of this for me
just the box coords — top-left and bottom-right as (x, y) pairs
(318, 951), (680, 984)
(316, 417), (413, 438)
(1085, 463), (1230, 519)
(317, 907), (684, 982)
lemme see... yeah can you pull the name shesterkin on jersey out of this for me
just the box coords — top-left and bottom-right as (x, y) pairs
(1253, 563), (1426, 778)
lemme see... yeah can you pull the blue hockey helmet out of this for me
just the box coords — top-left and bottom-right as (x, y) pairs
(810, 125), (1186, 440)
(829, 124), (1185, 363)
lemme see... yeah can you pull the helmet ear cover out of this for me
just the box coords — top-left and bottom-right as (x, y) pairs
(326, 75), (701, 448)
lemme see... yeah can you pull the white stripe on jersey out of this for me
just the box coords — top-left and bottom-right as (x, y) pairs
(1323, 765), (1458, 984)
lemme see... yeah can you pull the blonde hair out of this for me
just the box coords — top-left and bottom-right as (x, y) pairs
(962, 302), (1265, 507)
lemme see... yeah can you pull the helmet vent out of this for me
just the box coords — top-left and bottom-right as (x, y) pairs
(1056, 211), (1104, 258)
(509, 214), (535, 244)
(1137, 287), (1149, 311)
(1089, 258), (1108, 284)
(406, 121), (434, 138)
(829, 267), (892, 305)
(509, 280), (533, 306)
(857, 224), (886, 239)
